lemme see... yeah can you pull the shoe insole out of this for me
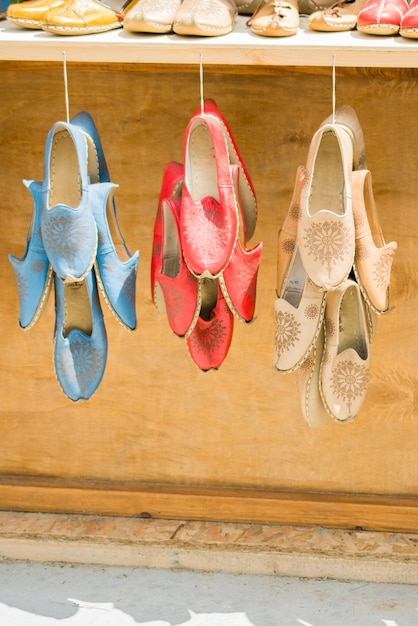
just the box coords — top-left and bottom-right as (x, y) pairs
(282, 247), (306, 309)
(162, 202), (180, 278)
(200, 278), (218, 322)
(338, 285), (367, 359)
(310, 131), (344, 216)
(63, 281), (92, 337)
(188, 122), (219, 203)
(49, 129), (82, 209)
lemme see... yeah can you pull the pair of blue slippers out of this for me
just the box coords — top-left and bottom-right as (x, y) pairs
(9, 112), (139, 402)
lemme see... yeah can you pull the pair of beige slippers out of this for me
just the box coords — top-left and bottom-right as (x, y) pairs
(124, 0), (252, 36)
(274, 106), (397, 427)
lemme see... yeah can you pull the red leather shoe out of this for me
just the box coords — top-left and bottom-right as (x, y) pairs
(191, 99), (263, 322)
(400, 0), (418, 37)
(151, 162), (200, 337)
(187, 278), (234, 371)
(180, 114), (239, 278)
(357, 0), (408, 34)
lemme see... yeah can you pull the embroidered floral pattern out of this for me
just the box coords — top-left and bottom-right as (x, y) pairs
(189, 317), (228, 356)
(281, 237), (295, 256)
(305, 303), (319, 320)
(275, 309), (301, 356)
(330, 359), (369, 413)
(55, 338), (105, 398)
(373, 250), (393, 292)
(303, 220), (351, 274)
(42, 214), (91, 261)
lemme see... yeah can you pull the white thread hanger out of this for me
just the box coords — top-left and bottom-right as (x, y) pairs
(331, 52), (336, 123)
(63, 51), (70, 123)
(199, 52), (205, 115)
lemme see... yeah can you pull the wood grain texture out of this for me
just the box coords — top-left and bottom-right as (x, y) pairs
(0, 62), (416, 528)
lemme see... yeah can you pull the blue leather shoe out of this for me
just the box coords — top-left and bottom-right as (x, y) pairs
(41, 121), (97, 284)
(71, 111), (139, 330)
(9, 179), (53, 329)
(53, 270), (107, 402)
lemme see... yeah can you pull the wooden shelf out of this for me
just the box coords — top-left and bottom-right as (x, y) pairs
(2, 15), (418, 67)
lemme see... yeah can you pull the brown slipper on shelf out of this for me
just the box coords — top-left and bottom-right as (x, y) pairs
(247, 0), (300, 37)
(41, 0), (134, 34)
(308, 0), (365, 31)
(7, 0), (66, 29)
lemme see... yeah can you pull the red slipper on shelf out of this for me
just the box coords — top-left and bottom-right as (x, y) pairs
(357, 0), (408, 35)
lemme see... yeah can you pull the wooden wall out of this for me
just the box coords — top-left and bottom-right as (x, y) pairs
(0, 62), (417, 530)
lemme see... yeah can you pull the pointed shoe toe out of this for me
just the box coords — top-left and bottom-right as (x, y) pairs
(298, 123), (355, 290)
(352, 169), (397, 315)
(9, 179), (53, 329)
(297, 323), (331, 428)
(41, 121), (97, 284)
(187, 278), (234, 371)
(92, 182), (139, 330)
(320, 279), (370, 423)
(274, 246), (326, 373)
(180, 114), (239, 278)
(53, 270), (107, 402)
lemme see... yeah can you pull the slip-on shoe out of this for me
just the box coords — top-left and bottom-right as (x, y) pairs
(53, 269), (107, 402)
(180, 113), (239, 278)
(320, 279), (370, 422)
(41, 121), (97, 284)
(298, 122), (355, 290)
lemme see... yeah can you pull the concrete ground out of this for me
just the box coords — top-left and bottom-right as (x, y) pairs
(0, 559), (417, 626)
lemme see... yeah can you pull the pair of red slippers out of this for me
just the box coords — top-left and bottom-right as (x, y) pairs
(151, 99), (263, 371)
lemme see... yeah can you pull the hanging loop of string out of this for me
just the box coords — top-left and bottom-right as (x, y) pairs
(63, 51), (70, 124)
(332, 53), (336, 123)
(199, 52), (205, 115)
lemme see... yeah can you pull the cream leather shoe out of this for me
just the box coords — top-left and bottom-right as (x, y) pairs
(320, 279), (370, 422)
(247, 0), (300, 36)
(352, 169), (397, 315)
(298, 123), (355, 290)
(173, 0), (237, 36)
(124, 0), (181, 33)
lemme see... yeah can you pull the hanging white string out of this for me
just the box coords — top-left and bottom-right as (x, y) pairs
(199, 52), (205, 114)
(63, 51), (70, 123)
(332, 52), (336, 124)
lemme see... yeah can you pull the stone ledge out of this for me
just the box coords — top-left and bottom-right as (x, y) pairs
(1, 512), (417, 584)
